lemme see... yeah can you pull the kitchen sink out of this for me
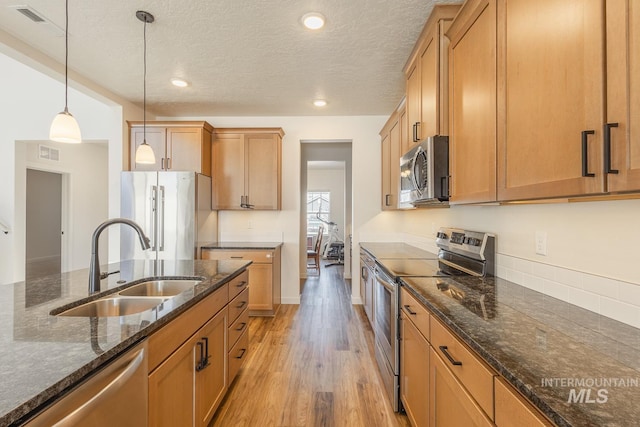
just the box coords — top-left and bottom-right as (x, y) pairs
(118, 279), (201, 297)
(56, 296), (168, 317)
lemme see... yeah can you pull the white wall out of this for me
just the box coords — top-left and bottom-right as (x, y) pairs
(162, 115), (386, 304)
(0, 44), (143, 284)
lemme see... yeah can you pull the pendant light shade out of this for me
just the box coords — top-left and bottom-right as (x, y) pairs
(50, 109), (82, 143)
(50, 0), (81, 144)
(135, 10), (156, 165)
(135, 141), (156, 164)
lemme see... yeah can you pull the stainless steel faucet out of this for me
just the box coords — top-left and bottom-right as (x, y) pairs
(88, 218), (151, 294)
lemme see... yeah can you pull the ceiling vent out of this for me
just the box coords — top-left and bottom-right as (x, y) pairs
(8, 5), (65, 36)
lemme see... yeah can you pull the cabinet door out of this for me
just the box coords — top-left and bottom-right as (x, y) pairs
(399, 105), (410, 156)
(130, 127), (165, 171)
(381, 120), (401, 210)
(430, 348), (493, 427)
(497, 0), (605, 200)
(607, 0), (640, 192)
(381, 132), (392, 210)
(245, 134), (281, 210)
(449, 0), (498, 204)
(195, 308), (228, 427)
(167, 127), (203, 173)
(149, 335), (196, 427)
(400, 313), (429, 427)
(420, 34), (438, 139)
(495, 377), (553, 427)
(212, 133), (245, 209)
(406, 62), (421, 146)
(248, 263), (273, 312)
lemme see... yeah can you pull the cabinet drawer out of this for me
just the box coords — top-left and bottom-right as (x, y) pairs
(228, 329), (249, 383)
(228, 309), (249, 349)
(204, 249), (274, 264)
(400, 287), (430, 341)
(228, 270), (249, 301)
(229, 287), (249, 322)
(430, 317), (496, 420)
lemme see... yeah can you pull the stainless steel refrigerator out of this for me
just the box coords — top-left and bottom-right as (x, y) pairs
(120, 172), (216, 263)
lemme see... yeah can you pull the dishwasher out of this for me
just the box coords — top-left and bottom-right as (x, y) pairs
(24, 340), (148, 426)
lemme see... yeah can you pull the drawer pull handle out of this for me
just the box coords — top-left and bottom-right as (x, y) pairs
(235, 322), (247, 331)
(236, 281), (247, 287)
(439, 345), (462, 366)
(235, 348), (246, 359)
(403, 305), (417, 316)
(231, 256), (244, 259)
(236, 301), (247, 309)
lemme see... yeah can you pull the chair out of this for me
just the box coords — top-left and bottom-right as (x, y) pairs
(307, 225), (324, 274)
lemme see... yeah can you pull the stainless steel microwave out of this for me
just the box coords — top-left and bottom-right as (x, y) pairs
(399, 136), (449, 208)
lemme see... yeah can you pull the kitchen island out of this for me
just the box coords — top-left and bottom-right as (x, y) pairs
(0, 259), (250, 426)
(362, 242), (640, 427)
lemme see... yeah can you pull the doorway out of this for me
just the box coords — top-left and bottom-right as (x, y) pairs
(25, 169), (63, 279)
(300, 141), (352, 287)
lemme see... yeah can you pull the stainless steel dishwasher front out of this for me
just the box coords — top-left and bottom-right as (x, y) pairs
(24, 340), (148, 426)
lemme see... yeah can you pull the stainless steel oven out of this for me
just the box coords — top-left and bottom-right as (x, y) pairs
(373, 265), (399, 410)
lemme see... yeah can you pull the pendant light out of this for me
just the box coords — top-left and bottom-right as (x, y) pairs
(135, 10), (156, 164)
(49, 0), (81, 144)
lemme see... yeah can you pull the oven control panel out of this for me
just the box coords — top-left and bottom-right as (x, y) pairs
(436, 227), (495, 260)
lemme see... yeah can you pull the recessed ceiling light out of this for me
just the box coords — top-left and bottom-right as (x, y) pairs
(313, 99), (327, 107)
(170, 78), (189, 88)
(302, 13), (325, 30)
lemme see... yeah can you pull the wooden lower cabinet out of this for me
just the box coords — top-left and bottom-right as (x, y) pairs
(430, 347), (494, 427)
(149, 307), (228, 427)
(201, 247), (282, 316)
(400, 312), (430, 427)
(495, 377), (553, 427)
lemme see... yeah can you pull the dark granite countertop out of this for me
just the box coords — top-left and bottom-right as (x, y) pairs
(0, 259), (251, 426)
(360, 242), (437, 259)
(399, 274), (640, 427)
(199, 241), (283, 250)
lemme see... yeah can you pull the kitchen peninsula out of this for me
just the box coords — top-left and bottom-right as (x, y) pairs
(0, 259), (251, 426)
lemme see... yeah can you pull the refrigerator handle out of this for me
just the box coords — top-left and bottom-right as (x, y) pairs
(151, 186), (157, 251)
(159, 186), (165, 251)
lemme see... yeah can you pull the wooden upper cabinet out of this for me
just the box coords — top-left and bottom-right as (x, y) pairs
(606, 0), (640, 193)
(448, 0), (498, 204)
(380, 103), (403, 210)
(497, 0), (606, 201)
(128, 121), (213, 176)
(212, 128), (283, 210)
(403, 5), (459, 150)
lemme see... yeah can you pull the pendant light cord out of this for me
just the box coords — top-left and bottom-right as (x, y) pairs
(143, 18), (147, 144)
(64, 0), (69, 113)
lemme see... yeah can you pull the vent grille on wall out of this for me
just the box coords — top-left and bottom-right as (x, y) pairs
(8, 5), (65, 36)
(39, 145), (60, 161)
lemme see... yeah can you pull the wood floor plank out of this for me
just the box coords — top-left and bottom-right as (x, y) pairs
(211, 262), (410, 427)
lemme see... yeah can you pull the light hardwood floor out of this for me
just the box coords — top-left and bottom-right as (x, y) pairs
(211, 262), (410, 427)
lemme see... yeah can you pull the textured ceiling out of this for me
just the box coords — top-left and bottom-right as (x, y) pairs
(0, 0), (461, 116)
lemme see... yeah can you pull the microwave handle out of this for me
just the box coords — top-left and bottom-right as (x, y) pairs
(440, 176), (449, 198)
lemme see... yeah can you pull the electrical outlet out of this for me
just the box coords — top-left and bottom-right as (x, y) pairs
(535, 231), (547, 256)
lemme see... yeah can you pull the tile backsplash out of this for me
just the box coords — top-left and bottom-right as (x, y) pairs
(496, 254), (640, 329)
